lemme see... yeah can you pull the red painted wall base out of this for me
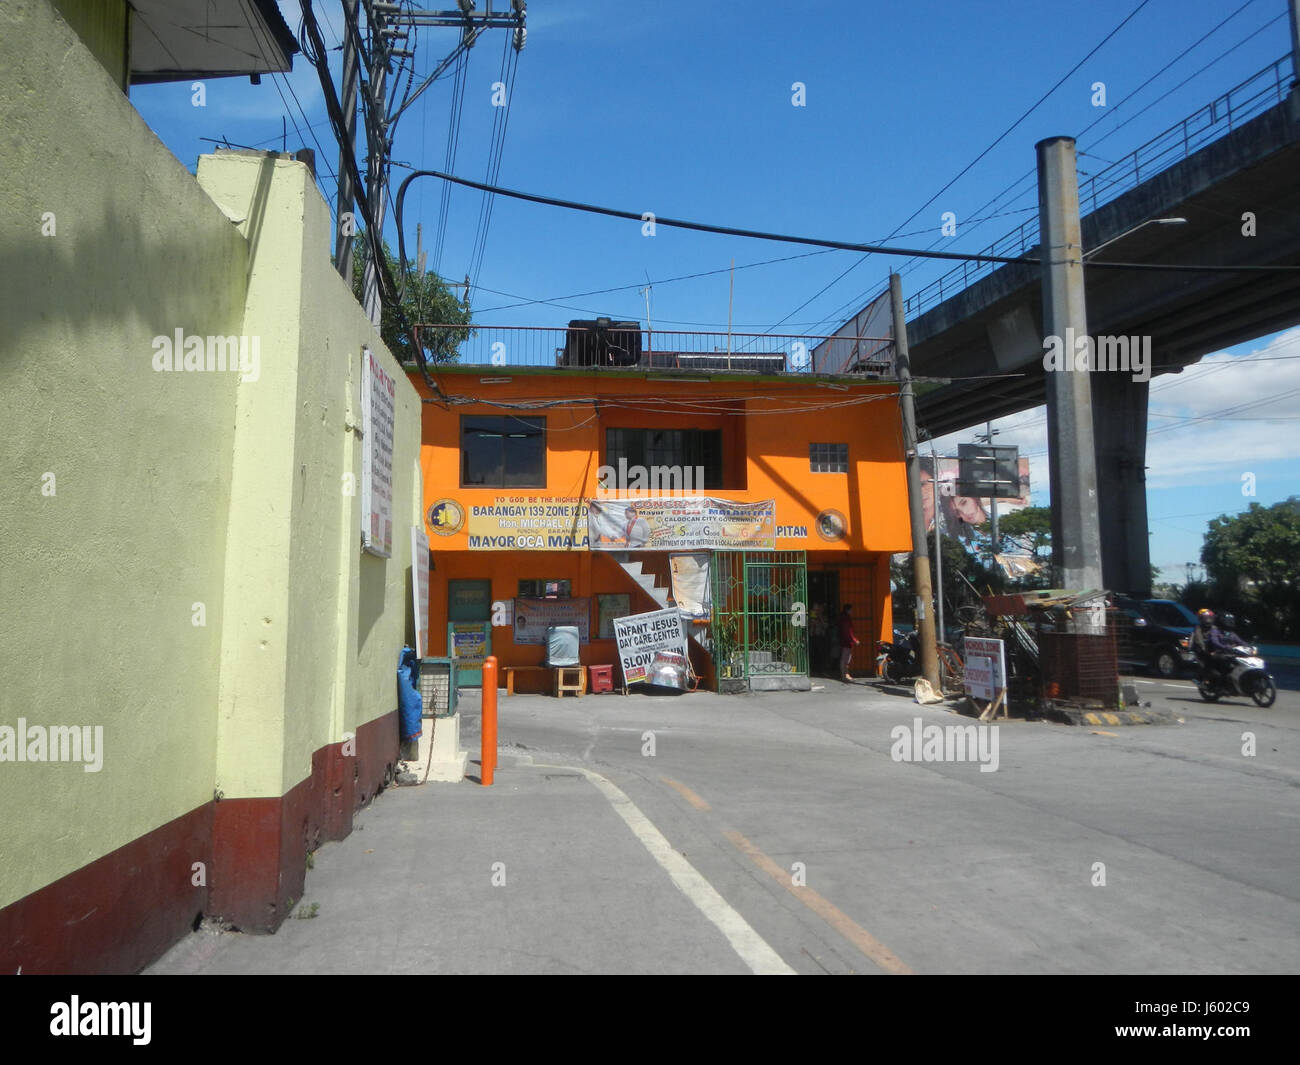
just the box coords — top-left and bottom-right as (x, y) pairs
(0, 710), (398, 973)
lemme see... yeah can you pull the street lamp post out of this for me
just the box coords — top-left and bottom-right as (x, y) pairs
(1083, 217), (1186, 261)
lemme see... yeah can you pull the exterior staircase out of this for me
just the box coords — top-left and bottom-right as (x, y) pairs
(613, 554), (712, 656)
(611, 555), (808, 692)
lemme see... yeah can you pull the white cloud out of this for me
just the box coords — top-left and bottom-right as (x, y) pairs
(1144, 328), (1300, 488)
(927, 327), (1300, 502)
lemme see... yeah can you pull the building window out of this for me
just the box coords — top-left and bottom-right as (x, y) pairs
(519, 579), (571, 599)
(809, 443), (848, 473)
(461, 416), (546, 487)
(605, 428), (723, 489)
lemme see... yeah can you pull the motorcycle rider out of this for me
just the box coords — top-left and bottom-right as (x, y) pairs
(1190, 609), (1240, 684)
(1220, 613), (1249, 648)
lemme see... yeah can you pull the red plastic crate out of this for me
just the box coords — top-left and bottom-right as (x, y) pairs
(588, 664), (614, 694)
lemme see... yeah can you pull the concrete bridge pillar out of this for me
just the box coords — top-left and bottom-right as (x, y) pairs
(1092, 373), (1152, 597)
(1038, 136), (1105, 591)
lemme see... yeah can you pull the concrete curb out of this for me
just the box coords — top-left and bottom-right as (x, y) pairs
(1044, 705), (1184, 727)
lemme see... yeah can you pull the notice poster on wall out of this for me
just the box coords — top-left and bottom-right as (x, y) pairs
(360, 348), (395, 557)
(587, 498), (775, 551)
(411, 527), (430, 658)
(450, 623), (489, 662)
(597, 594), (631, 639)
(512, 597), (591, 645)
(613, 608), (689, 685)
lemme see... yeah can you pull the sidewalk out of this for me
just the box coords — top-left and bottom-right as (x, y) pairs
(147, 731), (758, 975)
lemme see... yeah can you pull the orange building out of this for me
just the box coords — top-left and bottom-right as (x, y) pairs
(411, 342), (911, 693)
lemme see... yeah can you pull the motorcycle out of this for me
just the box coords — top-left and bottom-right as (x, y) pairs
(876, 629), (920, 684)
(1194, 643), (1277, 708)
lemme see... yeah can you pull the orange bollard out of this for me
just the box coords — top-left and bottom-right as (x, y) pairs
(481, 656), (498, 786)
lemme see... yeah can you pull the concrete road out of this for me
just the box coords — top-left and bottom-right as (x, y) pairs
(150, 679), (1299, 975)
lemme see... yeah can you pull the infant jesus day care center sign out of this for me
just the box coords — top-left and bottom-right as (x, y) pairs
(612, 607), (689, 685)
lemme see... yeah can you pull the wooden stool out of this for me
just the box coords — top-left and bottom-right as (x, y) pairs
(552, 665), (586, 697)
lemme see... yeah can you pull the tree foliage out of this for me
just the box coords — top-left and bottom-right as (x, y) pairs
(891, 534), (1005, 630)
(348, 233), (472, 364)
(1198, 497), (1300, 640)
(996, 505), (1052, 560)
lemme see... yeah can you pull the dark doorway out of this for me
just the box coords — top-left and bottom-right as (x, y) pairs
(807, 570), (839, 676)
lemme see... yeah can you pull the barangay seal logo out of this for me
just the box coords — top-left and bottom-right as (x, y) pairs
(428, 499), (465, 536)
(815, 508), (847, 542)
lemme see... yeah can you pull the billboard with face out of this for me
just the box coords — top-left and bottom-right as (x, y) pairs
(920, 457), (1031, 541)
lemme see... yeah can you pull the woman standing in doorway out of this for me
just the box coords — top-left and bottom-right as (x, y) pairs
(838, 604), (859, 682)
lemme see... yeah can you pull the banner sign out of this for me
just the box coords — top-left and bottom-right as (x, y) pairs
(669, 552), (711, 619)
(512, 597), (591, 645)
(468, 497), (589, 550)
(411, 527), (430, 658)
(963, 636), (1006, 701)
(588, 498), (775, 551)
(360, 348), (395, 557)
(613, 608), (689, 684)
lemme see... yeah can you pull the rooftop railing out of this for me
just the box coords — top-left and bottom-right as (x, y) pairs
(414, 323), (895, 376)
(903, 54), (1294, 320)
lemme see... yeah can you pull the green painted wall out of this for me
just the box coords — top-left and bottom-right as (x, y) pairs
(0, 0), (245, 909)
(0, 1), (422, 916)
(196, 152), (421, 796)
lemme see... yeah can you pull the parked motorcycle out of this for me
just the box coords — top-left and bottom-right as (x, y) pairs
(1195, 643), (1277, 708)
(876, 629), (920, 684)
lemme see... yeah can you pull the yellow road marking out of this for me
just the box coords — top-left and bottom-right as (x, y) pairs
(723, 828), (914, 975)
(1091, 730), (1118, 737)
(662, 777), (711, 811)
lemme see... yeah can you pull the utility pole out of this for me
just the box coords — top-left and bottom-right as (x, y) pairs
(1037, 136), (1104, 591)
(978, 422), (1000, 564)
(360, 0), (394, 325)
(932, 445), (945, 645)
(889, 274), (939, 689)
(342, 0), (526, 325)
(333, 0), (360, 281)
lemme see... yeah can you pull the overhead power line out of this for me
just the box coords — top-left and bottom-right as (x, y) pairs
(393, 169), (1300, 289)
(762, 0), (1159, 340)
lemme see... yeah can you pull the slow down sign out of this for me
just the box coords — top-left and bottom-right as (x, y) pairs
(612, 608), (689, 685)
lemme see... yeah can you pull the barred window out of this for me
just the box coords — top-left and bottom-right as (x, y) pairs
(809, 443), (848, 473)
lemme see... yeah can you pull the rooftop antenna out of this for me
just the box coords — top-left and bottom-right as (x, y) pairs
(727, 258), (735, 370)
(640, 271), (653, 358)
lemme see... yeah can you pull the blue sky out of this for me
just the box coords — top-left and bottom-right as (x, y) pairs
(131, 0), (1300, 585)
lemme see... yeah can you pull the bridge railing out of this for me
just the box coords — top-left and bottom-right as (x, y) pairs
(904, 54), (1294, 320)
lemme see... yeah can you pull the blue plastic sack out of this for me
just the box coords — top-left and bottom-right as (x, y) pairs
(398, 646), (423, 741)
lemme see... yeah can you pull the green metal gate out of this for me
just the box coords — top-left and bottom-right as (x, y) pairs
(710, 551), (808, 682)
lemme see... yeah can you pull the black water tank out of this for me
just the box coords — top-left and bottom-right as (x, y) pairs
(562, 318), (642, 367)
